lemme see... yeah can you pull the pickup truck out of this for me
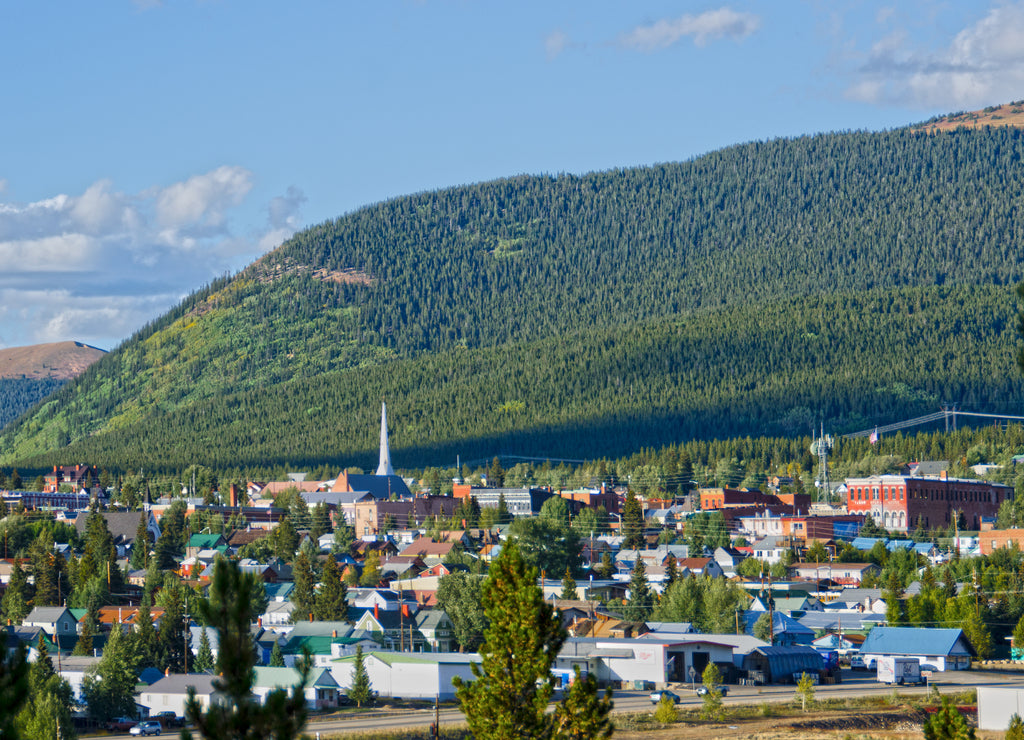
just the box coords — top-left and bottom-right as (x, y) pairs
(108, 717), (137, 732)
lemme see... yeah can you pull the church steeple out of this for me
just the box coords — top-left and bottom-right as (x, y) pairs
(376, 402), (395, 476)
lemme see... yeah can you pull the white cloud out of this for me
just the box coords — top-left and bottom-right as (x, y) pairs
(155, 165), (253, 231)
(847, 3), (1024, 108)
(0, 234), (98, 272)
(619, 8), (761, 52)
(545, 30), (570, 61)
(0, 169), (303, 349)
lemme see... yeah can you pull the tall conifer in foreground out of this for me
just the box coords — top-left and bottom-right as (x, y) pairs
(453, 542), (567, 739)
(183, 559), (310, 740)
(348, 645), (372, 707)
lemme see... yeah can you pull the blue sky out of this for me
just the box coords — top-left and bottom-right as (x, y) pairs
(1, 0), (1020, 350)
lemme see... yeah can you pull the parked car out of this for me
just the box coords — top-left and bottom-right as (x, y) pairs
(696, 685), (729, 696)
(108, 717), (137, 732)
(649, 689), (681, 705)
(130, 720), (162, 736)
(152, 711), (180, 727)
(850, 654), (875, 671)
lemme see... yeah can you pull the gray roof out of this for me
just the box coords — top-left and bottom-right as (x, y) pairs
(25, 606), (73, 623)
(143, 674), (219, 696)
(797, 611), (885, 631)
(301, 491), (375, 506)
(73, 511), (155, 545)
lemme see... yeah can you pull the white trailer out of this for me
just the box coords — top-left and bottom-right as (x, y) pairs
(877, 656), (922, 686)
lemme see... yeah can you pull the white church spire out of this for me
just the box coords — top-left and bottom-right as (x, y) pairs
(376, 401), (395, 476)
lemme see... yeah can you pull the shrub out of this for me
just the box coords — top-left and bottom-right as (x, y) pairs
(653, 694), (678, 724)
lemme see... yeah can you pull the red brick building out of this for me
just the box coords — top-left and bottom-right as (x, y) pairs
(699, 487), (810, 512)
(845, 473), (1010, 532)
(979, 528), (1024, 555)
(44, 464), (98, 493)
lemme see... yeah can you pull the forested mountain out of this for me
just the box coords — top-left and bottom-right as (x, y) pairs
(4, 125), (1024, 471)
(0, 342), (106, 429)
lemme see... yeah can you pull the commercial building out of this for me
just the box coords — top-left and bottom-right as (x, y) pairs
(845, 473), (1009, 532)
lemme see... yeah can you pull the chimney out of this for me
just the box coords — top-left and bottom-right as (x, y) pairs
(230, 484), (238, 508)
(940, 470), (948, 481)
(165, 667), (170, 676)
(309, 613), (313, 622)
(332, 629), (337, 638)
(402, 604), (409, 618)
(374, 603), (379, 620)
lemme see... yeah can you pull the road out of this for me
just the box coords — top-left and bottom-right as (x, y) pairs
(100, 668), (1024, 738)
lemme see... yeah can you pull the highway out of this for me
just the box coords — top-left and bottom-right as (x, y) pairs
(100, 668), (1024, 738)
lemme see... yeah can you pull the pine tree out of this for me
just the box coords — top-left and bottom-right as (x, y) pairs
(496, 492), (510, 525)
(923, 696), (976, 740)
(157, 583), (192, 674)
(551, 666), (613, 739)
(753, 611), (773, 643)
(700, 662), (725, 720)
(665, 556), (679, 587)
(452, 542), (566, 739)
(194, 628), (215, 672)
(560, 567), (578, 600)
(73, 594), (101, 656)
(18, 634), (76, 740)
(182, 559), (311, 740)
(290, 551), (316, 623)
(83, 624), (141, 721)
(621, 490), (645, 550)
(313, 556), (347, 621)
(1013, 614), (1024, 656)
(135, 599), (159, 670)
(131, 512), (150, 570)
(348, 645), (372, 707)
(623, 557), (654, 622)
(0, 643), (30, 740)
(268, 640), (285, 668)
(1, 561), (31, 625)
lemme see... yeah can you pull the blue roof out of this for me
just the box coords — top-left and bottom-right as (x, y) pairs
(887, 540), (915, 551)
(742, 610), (815, 637)
(912, 542), (938, 554)
(860, 627), (975, 657)
(851, 537), (886, 550)
(265, 583), (294, 600)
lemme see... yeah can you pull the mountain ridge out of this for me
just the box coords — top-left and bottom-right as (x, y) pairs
(4, 120), (1024, 470)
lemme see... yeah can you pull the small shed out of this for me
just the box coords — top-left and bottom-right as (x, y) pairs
(743, 646), (824, 684)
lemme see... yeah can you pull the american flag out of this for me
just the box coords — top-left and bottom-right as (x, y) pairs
(869, 427), (879, 444)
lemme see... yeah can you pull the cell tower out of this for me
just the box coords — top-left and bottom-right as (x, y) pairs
(810, 423), (834, 504)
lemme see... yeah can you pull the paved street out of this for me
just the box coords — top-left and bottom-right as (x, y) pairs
(98, 667), (1024, 738)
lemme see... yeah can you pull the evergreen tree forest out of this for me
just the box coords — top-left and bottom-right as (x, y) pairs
(5, 126), (1024, 471)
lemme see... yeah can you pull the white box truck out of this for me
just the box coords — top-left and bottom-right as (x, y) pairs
(877, 656), (922, 685)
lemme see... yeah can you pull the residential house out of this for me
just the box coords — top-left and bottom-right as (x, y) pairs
(252, 666), (339, 710)
(186, 533), (228, 559)
(24, 606), (78, 645)
(752, 536), (788, 564)
(329, 651), (479, 701)
(859, 626), (976, 671)
(72, 510), (161, 559)
(139, 674), (222, 718)
(676, 558), (725, 579)
(414, 610), (455, 652)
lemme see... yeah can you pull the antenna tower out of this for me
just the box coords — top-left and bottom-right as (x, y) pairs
(810, 422), (834, 504)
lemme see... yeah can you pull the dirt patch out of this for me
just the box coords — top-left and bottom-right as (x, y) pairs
(612, 706), (986, 740)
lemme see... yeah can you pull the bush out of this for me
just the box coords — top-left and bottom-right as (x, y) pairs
(653, 694), (678, 724)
